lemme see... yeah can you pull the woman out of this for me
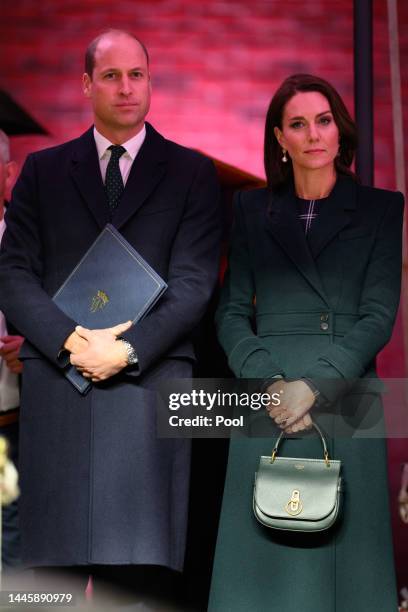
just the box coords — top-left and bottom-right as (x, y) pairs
(209, 74), (404, 612)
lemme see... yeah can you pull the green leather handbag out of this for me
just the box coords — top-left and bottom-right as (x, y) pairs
(253, 422), (342, 532)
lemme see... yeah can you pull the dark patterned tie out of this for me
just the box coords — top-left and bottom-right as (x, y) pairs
(105, 145), (126, 214)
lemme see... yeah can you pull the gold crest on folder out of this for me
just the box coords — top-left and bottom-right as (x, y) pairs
(90, 290), (109, 313)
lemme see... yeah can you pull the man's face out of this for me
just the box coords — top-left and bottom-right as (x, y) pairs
(82, 33), (151, 139)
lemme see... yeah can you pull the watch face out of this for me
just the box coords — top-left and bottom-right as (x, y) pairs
(126, 346), (138, 365)
(120, 340), (138, 365)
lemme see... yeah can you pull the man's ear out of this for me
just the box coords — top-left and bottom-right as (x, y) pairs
(82, 72), (92, 98)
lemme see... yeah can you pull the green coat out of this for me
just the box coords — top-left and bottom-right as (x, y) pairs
(209, 176), (404, 612)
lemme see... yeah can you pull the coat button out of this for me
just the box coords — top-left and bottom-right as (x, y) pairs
(320, 322), (329, 331)
(320, 313), (329, 322)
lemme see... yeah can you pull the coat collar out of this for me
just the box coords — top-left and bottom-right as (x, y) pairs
(265, 174), (357, 305)
(69, 122), (167, 230)
(307, 174), (357, 258)
(69, 126), (109, 229)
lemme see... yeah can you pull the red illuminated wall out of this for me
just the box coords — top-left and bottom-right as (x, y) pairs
(1, 0), (408, 593)
(2, 1), (408, 187)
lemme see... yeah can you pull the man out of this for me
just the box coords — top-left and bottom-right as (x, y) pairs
(0, 30), (220, 601)
(0, 129), (23, 572)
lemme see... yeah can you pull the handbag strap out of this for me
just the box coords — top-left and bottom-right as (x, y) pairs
(271, 421), (330, 466)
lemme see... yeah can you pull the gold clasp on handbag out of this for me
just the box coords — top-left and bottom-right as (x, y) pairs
(285, 489), (303, 516)
(270, 448), (277, 463)
(324, 450), (330, 467)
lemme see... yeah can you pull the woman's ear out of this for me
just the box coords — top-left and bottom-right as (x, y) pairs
(274, 126), (284, 147)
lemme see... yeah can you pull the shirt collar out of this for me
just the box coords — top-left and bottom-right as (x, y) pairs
(93, 125), (147, 161)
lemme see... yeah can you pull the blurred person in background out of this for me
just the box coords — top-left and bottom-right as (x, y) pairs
(0, 128), (23, 575)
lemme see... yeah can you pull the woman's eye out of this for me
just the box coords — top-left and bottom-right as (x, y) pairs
(289, 121), (304, 129)
(319, 115), (332, 125)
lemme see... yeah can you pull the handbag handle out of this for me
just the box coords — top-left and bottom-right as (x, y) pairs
(271, 421), (331, 467)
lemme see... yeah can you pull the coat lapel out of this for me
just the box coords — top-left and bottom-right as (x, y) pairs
(266, 184), (330, 305)
(69, 127), (110, 230)
(111, 122), (168, 230)
(308, 175), (356, 259)
(69, 123), (168, 231)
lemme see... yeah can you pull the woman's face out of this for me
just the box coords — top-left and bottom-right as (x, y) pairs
(274, 91), (340, 174)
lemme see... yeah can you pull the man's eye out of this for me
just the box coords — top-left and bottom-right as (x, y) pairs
(104, 73), (116, 79)
(131, 71), (143, 78)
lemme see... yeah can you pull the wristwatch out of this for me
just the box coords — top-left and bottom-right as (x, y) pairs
(301, 378), (328, 409)
(119, 339), (138, 366)
(259, 375), (285, 394)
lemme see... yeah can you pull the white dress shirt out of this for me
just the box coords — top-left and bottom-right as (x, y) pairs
(93, 125), (146, 185)
(0, 218), (19, 412)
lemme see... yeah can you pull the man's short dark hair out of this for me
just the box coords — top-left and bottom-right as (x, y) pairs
(85, 29), (149, 77)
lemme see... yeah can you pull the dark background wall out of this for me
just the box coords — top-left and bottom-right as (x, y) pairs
(1, 0), (408, 596)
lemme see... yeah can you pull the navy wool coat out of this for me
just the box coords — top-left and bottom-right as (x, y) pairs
(0, 123), (220, 569)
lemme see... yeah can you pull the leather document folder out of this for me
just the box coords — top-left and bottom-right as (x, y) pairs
(53, 224), (167, 394)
